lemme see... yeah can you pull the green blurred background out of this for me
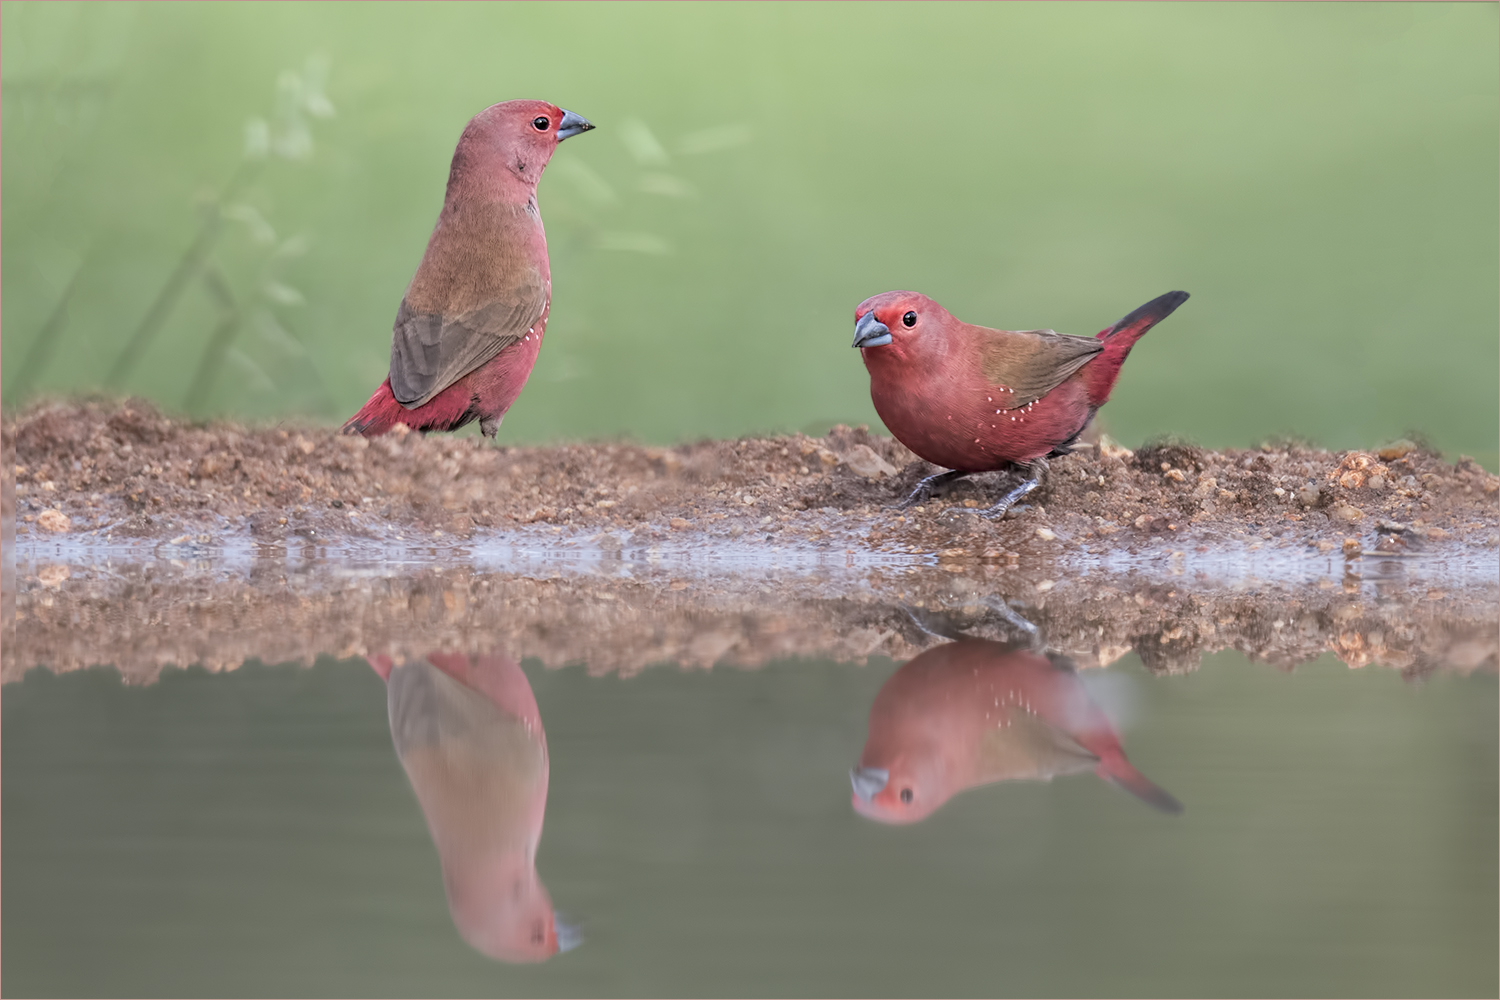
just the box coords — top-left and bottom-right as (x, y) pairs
(4, 2), (1497, 465)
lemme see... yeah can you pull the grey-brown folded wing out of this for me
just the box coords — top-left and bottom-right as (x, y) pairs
(388, 272), (548, 407)
(979, 328), (1104, 409)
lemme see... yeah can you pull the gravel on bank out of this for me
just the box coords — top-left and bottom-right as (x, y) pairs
(6, 398), (1498, 560)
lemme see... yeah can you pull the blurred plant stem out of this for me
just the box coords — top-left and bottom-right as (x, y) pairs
(6, 261), (87, 399)
(182, 266), (242, 414)
(103, 159), (261, 390)
(102, 54), (332, 401)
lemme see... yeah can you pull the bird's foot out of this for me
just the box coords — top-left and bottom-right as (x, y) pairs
(974, 459), (1047, 520)
(975, 478), (1040, 520)
(983, 597), (1044, 649)
(942, 501), (1033, 519)
(942, 467), (1044, 520)
(889, 470), (968, 510)
(899, 604), (971, 643)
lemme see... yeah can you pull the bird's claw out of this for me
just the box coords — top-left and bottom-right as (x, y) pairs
(891, 470), (968, 511)
(977, 502), (1031, 521)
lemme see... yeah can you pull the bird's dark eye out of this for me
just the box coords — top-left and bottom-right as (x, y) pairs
(900, 788), (913, 803)
(532, 116), (550, 131)
(902, 311), (917, 328)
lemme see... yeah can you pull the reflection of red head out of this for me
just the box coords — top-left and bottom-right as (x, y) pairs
(374, 651), (580, 962)
(446, 853), (562, 963)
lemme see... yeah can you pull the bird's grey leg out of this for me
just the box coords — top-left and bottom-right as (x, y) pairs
(942, 459), (1046, 519)
(892, 469), (969, 510)
(982, 597), (1043, 650)
(899, 604), (971, 642)
(973, 458), (1047, 521)
(479, 413), (504, 438)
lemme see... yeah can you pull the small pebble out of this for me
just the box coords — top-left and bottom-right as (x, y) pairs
(1330, 502), (1364, 524)
(1377, 440), (1417, 461)
(842, 444), (897, 479)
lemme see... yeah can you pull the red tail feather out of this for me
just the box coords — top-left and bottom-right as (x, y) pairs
(342, 379), (411, 436)
(1084, 290), (1189, 407)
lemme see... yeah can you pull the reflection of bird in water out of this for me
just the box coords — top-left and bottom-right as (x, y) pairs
(367, 651), (580, 962)
(851, 638), (1182, 824)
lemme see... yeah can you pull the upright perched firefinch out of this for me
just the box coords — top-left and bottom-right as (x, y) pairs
(367, 650), (580, 962)
(850, 638), (1182, 824)
(852, 290), (1188, 516)
(344, 100), (595, 437)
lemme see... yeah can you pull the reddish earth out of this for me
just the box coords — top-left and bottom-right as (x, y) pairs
(7, 398), (1498, 560)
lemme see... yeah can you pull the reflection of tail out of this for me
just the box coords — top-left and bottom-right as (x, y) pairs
(1097, 754), (1184, 814)
(1085, 290), (1189, 407)
(366, 653), (395, 682)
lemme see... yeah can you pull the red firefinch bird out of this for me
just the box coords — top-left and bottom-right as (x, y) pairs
(344, 100), (595, 437)
(852, 289), (1189, 516)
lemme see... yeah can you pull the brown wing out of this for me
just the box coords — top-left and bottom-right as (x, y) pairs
(978, 328), (1104, 409)
(388, 273), (548, 407)
(974, 710), (1100, 784)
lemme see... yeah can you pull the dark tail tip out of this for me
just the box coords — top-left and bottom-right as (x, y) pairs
(1133, 782), (1185, 815)
(1110, 290), (1189, 335)
(1101, 767), (1185, 815)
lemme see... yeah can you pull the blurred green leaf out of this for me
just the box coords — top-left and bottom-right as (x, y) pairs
(263, 280), (305, 307)
(677, 123), (752, 155)
(225, 346), (276, 393)
(596, 231), (672, 255)
(619, 117), (670, 167)
(638, 172), (697, 199)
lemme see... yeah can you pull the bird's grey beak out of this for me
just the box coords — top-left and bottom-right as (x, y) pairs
(852, 311), (892, 349)
(850, 766), (890, 802)
(554, 913), (583, 953)
(556, 109), (595, 141)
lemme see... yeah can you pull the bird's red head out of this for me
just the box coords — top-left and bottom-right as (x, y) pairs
(852, 291), (956, 367)
(448, 99), (595, 201)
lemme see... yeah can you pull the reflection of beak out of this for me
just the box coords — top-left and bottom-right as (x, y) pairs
(557, 109), (595, 141)
(852, 311), (892, 349)
(554, 913), (584, 953)
(849, 766), (890, 802)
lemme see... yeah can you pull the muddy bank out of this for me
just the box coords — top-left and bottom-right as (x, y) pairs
(6, 398), (1497, 683)
(7, 541), (1494, 684)
(7, 399), (1499, 560)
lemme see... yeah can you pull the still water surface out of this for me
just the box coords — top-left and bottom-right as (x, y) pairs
(4, 575), (1496, 997)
